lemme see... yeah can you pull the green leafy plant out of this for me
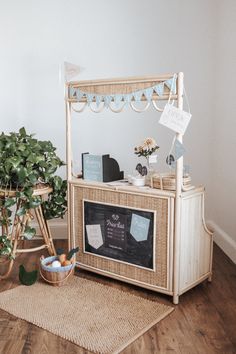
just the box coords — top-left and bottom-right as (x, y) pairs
(0, 127), (67, 259)
(0, 234), (13, 259)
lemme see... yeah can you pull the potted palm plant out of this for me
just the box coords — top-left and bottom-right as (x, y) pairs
(0, 127), (67, 260)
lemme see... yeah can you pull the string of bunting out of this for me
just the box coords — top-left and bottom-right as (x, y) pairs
(69, 77), (176, 108)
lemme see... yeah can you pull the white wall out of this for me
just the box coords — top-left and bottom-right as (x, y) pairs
(207, 0), (236, 259)
(0, 0), (214, 180)
(0, 1), (234, 256)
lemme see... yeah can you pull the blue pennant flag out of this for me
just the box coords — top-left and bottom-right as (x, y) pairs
(154, 83), (164, 96)
(114, 94), (123, 107)
(124, 93), (133, 105)
(96, 95), (103, 107)
(86, 93), (95, 104)
(104, 95), (112, 108)
(133, 90), (143, 101)
(70, 87), (77, 98)
(76, 89), (85, 101)
(165, 77), (176, 94)
(144, 87), (154, 102)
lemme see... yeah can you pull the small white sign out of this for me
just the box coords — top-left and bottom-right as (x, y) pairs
(86, 224), (103, 249)
(148, 155), (158, 164)
(159, 104), (192, 135)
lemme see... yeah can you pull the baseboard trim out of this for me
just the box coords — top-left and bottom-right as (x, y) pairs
(33, 221), (68, 240)
(207, 220), (236, 264)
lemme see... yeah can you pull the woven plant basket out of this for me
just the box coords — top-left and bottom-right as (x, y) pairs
(40, 256), (75, 287)
(151, 173), (191, 191)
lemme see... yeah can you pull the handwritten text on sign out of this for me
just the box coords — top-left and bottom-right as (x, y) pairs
(159, 104), (192, 135)
(105, 212), (127, 251)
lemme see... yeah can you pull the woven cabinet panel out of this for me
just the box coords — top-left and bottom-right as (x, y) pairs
(72, 185), (170, 289)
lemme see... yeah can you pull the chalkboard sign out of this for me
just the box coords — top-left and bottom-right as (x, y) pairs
(83, 200), (155, 270)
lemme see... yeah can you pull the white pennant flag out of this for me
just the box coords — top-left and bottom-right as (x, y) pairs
(64, 62), (84, 82)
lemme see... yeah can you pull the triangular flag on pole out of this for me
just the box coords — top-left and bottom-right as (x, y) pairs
(64, 62), (84, 82)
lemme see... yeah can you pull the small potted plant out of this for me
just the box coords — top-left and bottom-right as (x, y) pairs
(0, 127), (67, 261)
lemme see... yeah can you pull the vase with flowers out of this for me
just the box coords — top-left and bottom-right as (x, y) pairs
(134, 137), (159, 185)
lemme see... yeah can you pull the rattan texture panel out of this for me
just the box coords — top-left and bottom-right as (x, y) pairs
(73, 186), (169, 289)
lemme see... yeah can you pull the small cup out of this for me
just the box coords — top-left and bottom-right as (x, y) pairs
(131, 176), (145, 187)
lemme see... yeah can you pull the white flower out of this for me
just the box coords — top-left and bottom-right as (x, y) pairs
(143, 137), (156, 149)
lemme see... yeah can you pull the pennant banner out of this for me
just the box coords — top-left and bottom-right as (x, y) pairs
(69, 76), (176, 108)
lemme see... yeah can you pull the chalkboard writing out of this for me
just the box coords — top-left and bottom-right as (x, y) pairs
(84, 201), (155, 269)
(105, 211), (127, 251)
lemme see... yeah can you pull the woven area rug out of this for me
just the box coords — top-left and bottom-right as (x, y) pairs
(0, 276), (173, 354)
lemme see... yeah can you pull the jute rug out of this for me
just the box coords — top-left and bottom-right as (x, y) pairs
(0, 276), (173, 354)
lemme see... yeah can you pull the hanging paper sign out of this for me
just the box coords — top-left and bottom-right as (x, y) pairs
(86, 224), (103, 249)
(159, 104), (192, 135)
(130, 214), (150, 242)
(166, 137), (185, 168)
(174, 139), (186, 160)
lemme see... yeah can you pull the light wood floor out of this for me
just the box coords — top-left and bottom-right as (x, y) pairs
(0, 241), (235, 354)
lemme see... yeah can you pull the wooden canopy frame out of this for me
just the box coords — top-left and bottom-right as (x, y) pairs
(65, 72), (184, 303)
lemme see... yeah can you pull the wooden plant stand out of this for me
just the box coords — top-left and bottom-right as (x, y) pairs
(0, 184), (56, 280)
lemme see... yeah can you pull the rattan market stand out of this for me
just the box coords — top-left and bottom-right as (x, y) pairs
(0, 184), (56, 280)
(65, 72), (213, 304)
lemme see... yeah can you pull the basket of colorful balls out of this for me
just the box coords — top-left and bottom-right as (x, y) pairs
(40, 247), (79, 286)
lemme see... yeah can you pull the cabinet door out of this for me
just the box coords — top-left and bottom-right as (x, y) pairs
(70, 184), (174, 294)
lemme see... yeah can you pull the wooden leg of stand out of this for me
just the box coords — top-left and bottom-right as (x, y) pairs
(35, 207), (56, 256)
(39, 206), (56, 255)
